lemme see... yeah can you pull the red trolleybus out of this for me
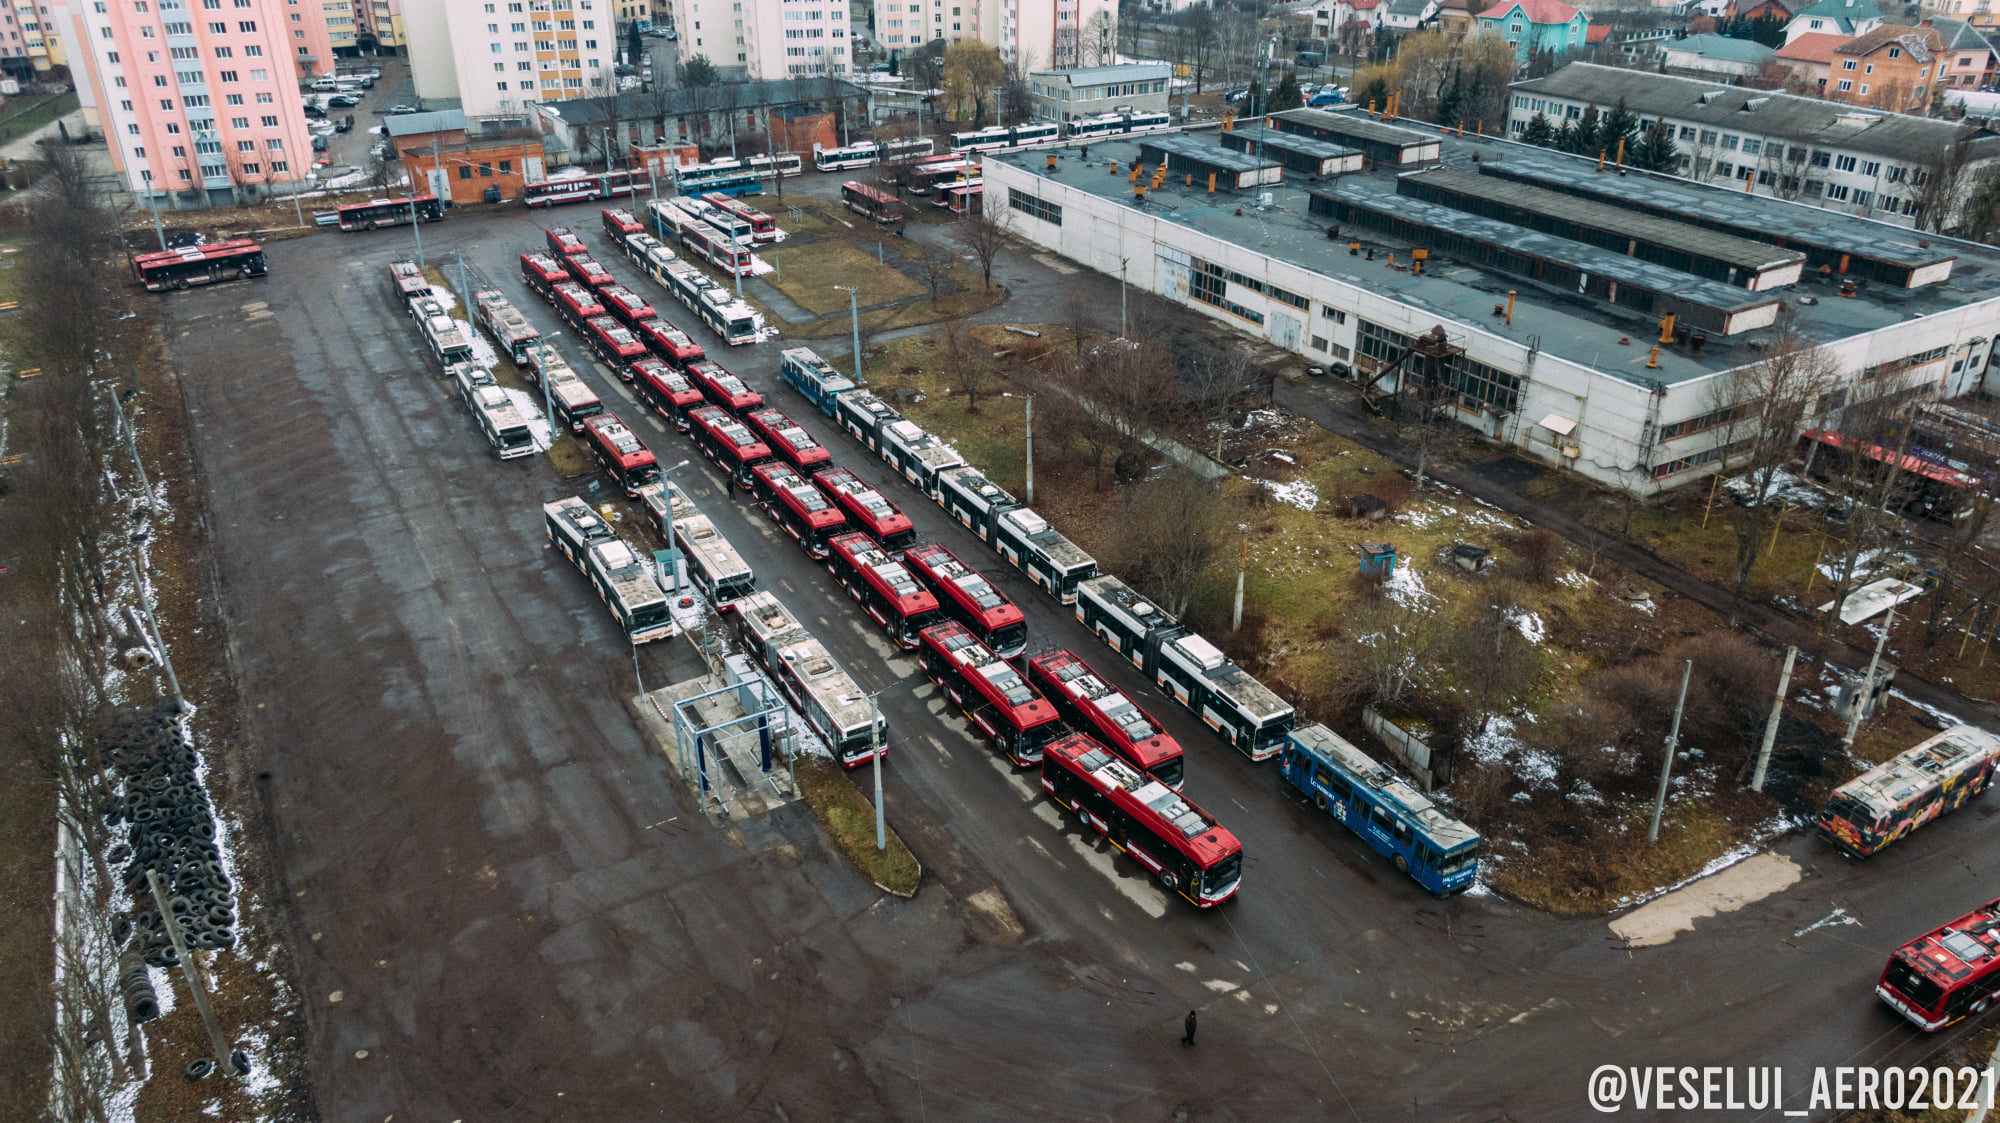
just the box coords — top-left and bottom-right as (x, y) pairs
(840, 181), (904, 225)
(132, 239), (268, 291)
(904, 158), (974, 198)
(751, 461), (847, 559)
(827, 532), (943, 649)
(1042, 733), (1243, 908)
(633, 318), (705, 368)
(546, 227), (590, 257)
(902, 542), (1026, 658)
(337, 194), (442, 231)
(581, 412), (662, 497)
(687, 405), (773, 491)
(601, 207), (646, 242)
(387, 258), (431, 304)
(814, 467), (916, 550)
(584, 315), (648, 366)
(687, 359), (763, 415)
(524, 176), (603, 208)
(702, 191), (778, 242)
(520, 251), (570, 296)
(563, 255), (618, 292)
(1817, 724), (2000, 858)
(878, 152), (956, 187)
(1029, 650), (1185, 790)
(917, 621), (1060, 767)
(1879, 896), (2000, 1031)
(600, 284), (656, 328)
(551, 281), (606, 328)
(631, 356), (704, 430)
(744, 407), (834, 476)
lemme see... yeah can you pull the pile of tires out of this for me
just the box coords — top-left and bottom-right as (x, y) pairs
(98, 702), (236, 968)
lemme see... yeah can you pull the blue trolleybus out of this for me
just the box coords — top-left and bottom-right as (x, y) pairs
(1279, 722), (1480, 895)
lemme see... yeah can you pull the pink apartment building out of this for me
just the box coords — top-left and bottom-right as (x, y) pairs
(68, 0), (328, 203)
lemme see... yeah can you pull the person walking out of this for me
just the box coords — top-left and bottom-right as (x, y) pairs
(1181, 1010), (1198, 1047)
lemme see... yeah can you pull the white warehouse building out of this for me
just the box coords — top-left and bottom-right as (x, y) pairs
(981, 111), (2000, 495)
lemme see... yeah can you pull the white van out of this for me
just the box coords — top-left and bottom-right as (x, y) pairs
(309, 76), (341, 91)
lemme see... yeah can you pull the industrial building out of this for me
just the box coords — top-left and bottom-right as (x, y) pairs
(982, 112), (2000, 494)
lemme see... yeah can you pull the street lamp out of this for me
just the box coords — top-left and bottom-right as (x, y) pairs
(656, 458), (692, 591)
(834, 284), (861, 385)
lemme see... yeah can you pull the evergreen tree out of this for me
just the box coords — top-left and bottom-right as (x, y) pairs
(1572, 105), (1603, 156)
(1630, 120), (1679, 172)
(1600, 97), (1639, 161)
(1271, 70), (1302, 112)
(1246, 77), (1266, 115)
(1520, 110), (1556, 147)
(1748, 13), (1786, 46)
(1435, 66), (1463, 128)
(889, 50), (900, 76)
(1554, 118), (1580, 152)
(1354, 72), (1390, 113)
(627, 23), (643, 67)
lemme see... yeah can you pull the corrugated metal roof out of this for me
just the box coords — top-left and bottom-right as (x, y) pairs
(1271, 107), (1439, 149)
(1663, 33), (1777, 62)
(386, 109), (470, 137)
(1030, 63), (1172, 85)
(1138, 134), (1280, 172)
(1223, 124), (1362, 162)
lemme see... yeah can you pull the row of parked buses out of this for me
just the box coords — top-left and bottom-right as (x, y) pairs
(543, 494), (677, 645)
(386, 260), (539, 461)
(602, 205), (762, 345)
(672, 153), (805, 197)
(776, 343), (1483, 897)
(812, 136), (938, 172)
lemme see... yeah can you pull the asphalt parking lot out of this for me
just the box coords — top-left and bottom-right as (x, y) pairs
(156, 198), (2000, 1121)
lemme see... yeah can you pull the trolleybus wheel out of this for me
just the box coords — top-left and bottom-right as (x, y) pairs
(1313, 792), (1329, 814)
(1975, 997), (1993, 1015)
(1159, 869), (1178, 891)
(1394, 854), (1409, 875)
(366, 220), (379, 231)
(236, 267), (251, 279)
(173, 279), (190, 291)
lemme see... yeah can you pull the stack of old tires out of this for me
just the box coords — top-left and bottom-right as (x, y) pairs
(99, 702), (235, 969)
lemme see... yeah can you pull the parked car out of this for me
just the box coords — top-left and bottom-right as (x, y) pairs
(334, 114), (354, 133)
(311, 135), (328, 152)
(302, 101), (328, 118)
(309, 76), (342, 91)
(327, 93), (361, 107)
(1225, 87), (1250, 105)
(385, 104), (419, 115)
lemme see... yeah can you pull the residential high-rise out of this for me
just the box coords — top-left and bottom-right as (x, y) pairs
(353, 0), (403, 52)
(65, 0), (321, 202)
(7, 0), (72, 75)
(665, 0), (852, 79)
(406, 0), (615, 121)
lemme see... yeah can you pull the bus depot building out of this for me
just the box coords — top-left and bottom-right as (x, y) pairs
(984, 115), (2000, 494)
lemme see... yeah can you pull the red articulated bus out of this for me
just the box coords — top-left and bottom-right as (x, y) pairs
(841, 180), (904, 225)
(132, 239), (267, 291)
(751, 461), (847, 559)
(563, 255), (618, 292)
(814, 467), (915, 551)
(546, 227), (589, 258)
(1042, 732), (1244, 908)
(585, 315), (648, 366)
(828, 531), (943, 649)
(633, 318), (705, 368)
(581, 412), (662, 497)
(631, 356), (704, 429)
(702, 191), (778, 243)
(1029, 649), (1185, 790)
(552, 281), (607, 328)
(1879, 896), (2000, 1032)
(903, 542), (1026, 659)
(520, 251), (570, 297)
(917, 620), (1061, 767)
(687, 359), (763, 416)
(599, 284), (656, 328)
(688, 405), (773, 491)
(601, 207), (646, 242)
(744, 407), (833, 476)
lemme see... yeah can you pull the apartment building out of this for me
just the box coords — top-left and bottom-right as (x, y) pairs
(1000, 0), (1110, 69)
(407, 0), (614, 119)
(663, 0), (851, 79)
(7, 0), (72, 74)
(1029, 61), (1166, 122)
(869, 0), (979, 53)
(353, 0), (402, 52)
(65, 0), (319, 202)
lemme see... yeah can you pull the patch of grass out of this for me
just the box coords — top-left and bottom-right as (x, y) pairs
(765, 240), (924, 317)
(547, 432), (597, 479)
(794, 754), (920, 896)
(1488, 798), (1742, 917)
(0, 91), (77, 147)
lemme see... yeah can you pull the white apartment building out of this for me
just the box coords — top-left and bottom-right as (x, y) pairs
(407, 0), (614, 119)
(1000, 0), (1108, 69)
(663, 0), (850, 79)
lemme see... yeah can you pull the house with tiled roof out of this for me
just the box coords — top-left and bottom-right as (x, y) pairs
(1436, 0), (1479, 35)
(1824, 24), (1947, 113)
(1477, 0), (1590, 58)
(1727, 0), (1811, 23)
(1310, 0), (1385, 43)
(1921, 15), (1998, 89)
(1774, 29), (1849, 87)
(1783, 0), (1883, 45)
(1383, 0), (1441, 31)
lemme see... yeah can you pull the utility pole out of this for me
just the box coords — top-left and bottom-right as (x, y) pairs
(408, 194), (425, 268)
(1648, 660), (1694, 843)
(1844, 605), (1895, 750)
(1120, 256), (1129, 338)
(1751, 645), (1796, 792)
(1024, 394), (1034, 503)
(836, 285), (861, 384)
(1232, 525), (1248, 631)
(656, 459), (691, 590)
(870, 695), (886, 851)
(142, 183), (168, 251)
(533, 337), (553, 434)
(129, 557), (183, 711)
(453, 250), (470, 311)
(146, 870), (241, 1076)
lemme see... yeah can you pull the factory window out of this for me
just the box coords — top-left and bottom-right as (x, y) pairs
(1007, 189), (1060, 224)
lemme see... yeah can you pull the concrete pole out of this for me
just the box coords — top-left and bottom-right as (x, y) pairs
(1232, 525), (1248, 632)
(1751, 645), (1796, 792)
(1024, 394), (1034, 504)
(1120, 257), (1129, 338)
(146, 870), (240, 1075)
(839, 286), (862, 383)
(408, 193), (425, 268)
(535, 337), (553, 437)
(1844, 604), (1895, 750)
(290, 181), (305, 230)
(110, 384), (156, 518)
(129, 558), (183, 711)
(1648, 659), (1694, 843)
(143, 186), (168, 251)
(871, 696), (885, 851)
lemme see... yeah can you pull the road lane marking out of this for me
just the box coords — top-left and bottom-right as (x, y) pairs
(1794, 907), (1858, 937)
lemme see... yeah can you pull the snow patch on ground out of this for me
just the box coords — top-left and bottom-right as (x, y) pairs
(1384, 564), (1435, 610)
(427, 286), (458, 313)
(1255, 476), (1319, 511)
(749, 255), (775, 276)
(1726, 468), (1830, 509)
(499, 388), (556, 451)
(1512, 610), (1546, 644)
(1558, 568), (1593, 588)
(458, 322), (501, 370)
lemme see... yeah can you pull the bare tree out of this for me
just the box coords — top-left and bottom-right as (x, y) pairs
(1062, 280), (1096, 358)
(1081, 337), (1179, 482)
(939, 319), (992, 412)
(1343, 594), (1446, 705)
(1911, 131), (1982, 234)
(1080, 10), (1119, 68)
(1111, 471), (1235, 618)
(1811, 393), (1916, 645)
(916, 243), (955, 307)
(1181, 348), (1257, 459)
(952, 205), (1011, 291)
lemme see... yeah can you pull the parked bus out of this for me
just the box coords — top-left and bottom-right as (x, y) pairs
(450, 359), (498, 407)
(1030, 650), (1184, 790)
(600, 284), (657, 328)
(948, 121), (1059, 154)
(631, 356), (705, 429)
(683, 196), (753, 245)
(903, 543), (1026, 658)
(656, 202), (756, 275)
(883, 136), (937, 161)
(751, 461), (848, 560)
(1042, 732), (1243, 908)
(1817, 724), (2000, 858)
(917, 620), (1061, 767)
(833, 389), (903, 456)
(658, 255), (721, 312)
(991, 506), (1098, 605)
(563, 254), (618, 292)
(546, 227), (590, 258)
(841, 181), (904, 225)
(815, 467), (916, 550)
(584, 315), (648, 366)
(688, 404), (773, 491)
(745, 406), (834, 475)
(543, 496), (675, 644)
(673, 157), (762, 197)
(773, 636), (884, 767)
(1152, 630), (1296, 760)
(734, 589), (811, 669)
(581, 412), (662, 497)
(828, 531), (943, 649)
(520, 251), (571, 296)
(386, 258), (430, 304)
(532, 360), (605, 432)
(688, 359), (764, 415)
(939, 182), (984, 216)
(672, 512), (757, 607)
(878, 152), (957, 187)
(746, 152), (804, 179)
(524, 175), (605, 208)
(1064, 110), (1175, 140)
(695, 287), (764, 346)
(337, 194), (442, 231)
(880, 419), (965, 499)
(1878, 896), (2000, 1032)
(1278, 722), (1480, 896)
(813, 139), (880, 171)
(602, 207), (647, 241)
(904, 159), (976, 198)
(421, 313), (475, 368)
(780, 346), (855, 418)
(621, 231), (680, 284)
(702, 192), (778, 242)
(935, 466), (1019, 544)
(551, 281), (607, 328)
(633, 318), (706, 368)
(131, 239), (268, 291)
(1072, 574), (1175, 669)
(472, 289), (543, 365)
(467, 385), (538, 459)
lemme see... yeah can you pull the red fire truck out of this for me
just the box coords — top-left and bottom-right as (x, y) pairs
(751, 461), (848, 560)
(744, 407), (834, 476)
